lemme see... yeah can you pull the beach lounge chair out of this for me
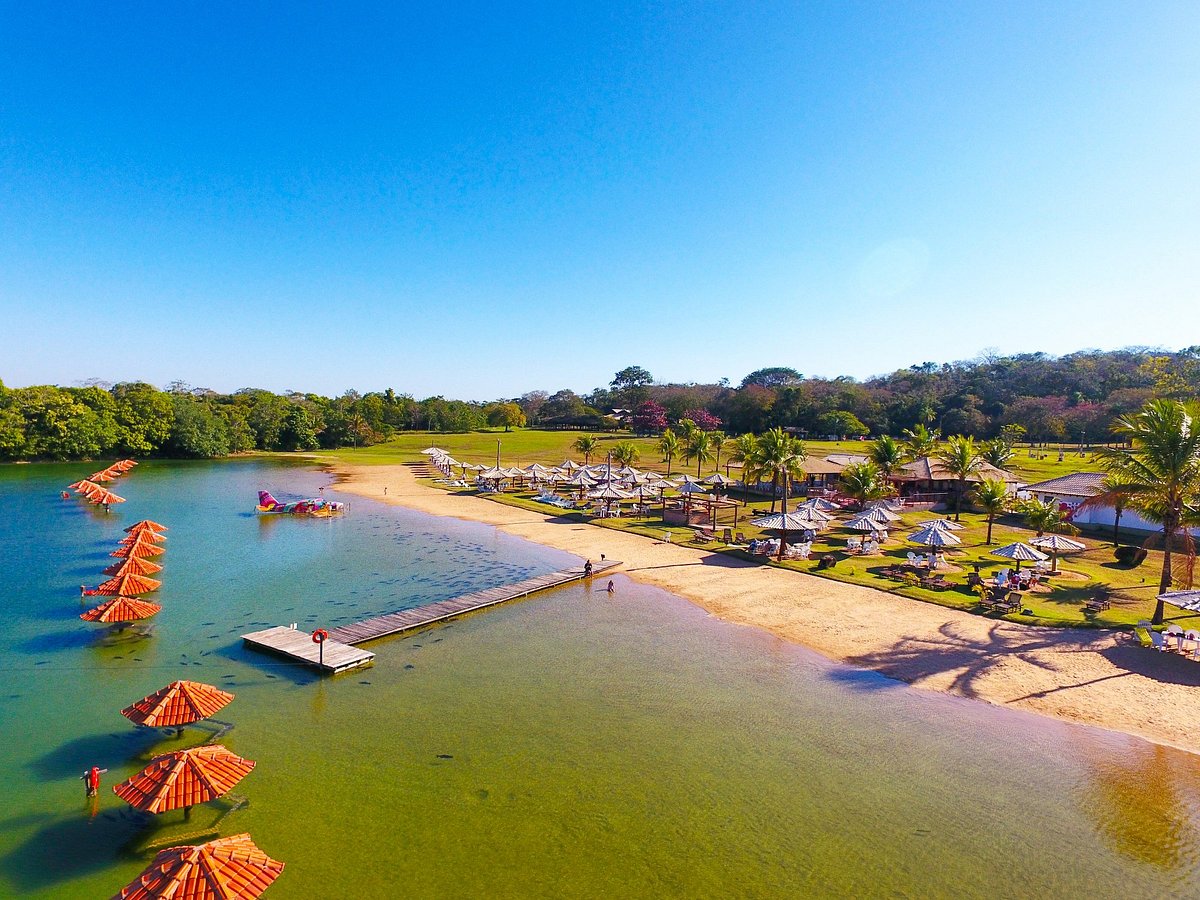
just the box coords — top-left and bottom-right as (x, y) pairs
(735, 532), (747, 544)
(1149, 631), (1169, 652)
(847, 537), (862, 553)
(723, 528), (733, 544)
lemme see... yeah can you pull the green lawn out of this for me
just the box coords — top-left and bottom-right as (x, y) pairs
(311, 429), (1193, 631)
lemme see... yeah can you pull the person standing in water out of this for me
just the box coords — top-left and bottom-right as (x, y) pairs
(607, 580), (615, 595)
(81, 765), (108, 798)
(584, 560), (593, 576)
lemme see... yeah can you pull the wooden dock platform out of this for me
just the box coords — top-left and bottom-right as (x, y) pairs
(241, 625), (375, 674)
(242, 561), (617, 673)
(328, 560), (620, 646)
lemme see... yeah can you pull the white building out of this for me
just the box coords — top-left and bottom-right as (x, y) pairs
(1022, 472), (1169, 535)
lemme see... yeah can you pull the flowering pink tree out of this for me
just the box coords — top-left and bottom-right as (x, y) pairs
(631, 400), (669, 434)
(683, 408), (722, 431)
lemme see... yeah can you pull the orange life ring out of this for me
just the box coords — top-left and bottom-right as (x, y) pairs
(311, 629), (329, 644)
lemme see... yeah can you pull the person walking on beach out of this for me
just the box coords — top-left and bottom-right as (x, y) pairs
(81, 765), (108, 798)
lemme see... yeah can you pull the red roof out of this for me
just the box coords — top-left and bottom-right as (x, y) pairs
(113, 745), (256, 813)
(119, 531), (167, 545)
(95, 572), (161, 596)
(125, 520), (169, 533)
(81, 596), (162, 623)
(102, 557), (164, 577)
(112, 833), (283, 900)
(111, 542), (166, 559)
(121, 681), (234, 728)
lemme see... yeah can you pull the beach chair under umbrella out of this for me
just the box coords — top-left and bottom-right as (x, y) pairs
(990, 541), (1048, 574)
(1029, 534), (1087, 574)
(121, 680), (234, 730)
(80, 595), (162, 624)
(112, 832), (283, 900)
(113, 744), (256, 815)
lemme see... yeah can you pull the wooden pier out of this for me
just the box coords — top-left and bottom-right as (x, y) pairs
(241, 625), (375, 674)
(242, 561), (618, 673)
(327, 561), (620, 645)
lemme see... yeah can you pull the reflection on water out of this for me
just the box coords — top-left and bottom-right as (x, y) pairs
(1082, 737), (1200, 874)
(0, 460), (1199, 898)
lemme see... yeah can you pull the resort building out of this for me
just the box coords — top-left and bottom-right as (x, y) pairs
(887, 456), (1019, 506)
(1021, 472), (1171, 535)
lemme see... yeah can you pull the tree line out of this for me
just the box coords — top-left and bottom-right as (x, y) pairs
(3, 346), (1198, 460)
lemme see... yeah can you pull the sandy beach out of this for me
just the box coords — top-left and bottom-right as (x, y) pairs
(331, 462), (1200, 754)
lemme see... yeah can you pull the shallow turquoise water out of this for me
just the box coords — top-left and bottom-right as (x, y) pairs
(1, 460), (1199, 898)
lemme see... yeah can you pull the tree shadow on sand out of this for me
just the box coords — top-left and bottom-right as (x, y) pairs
(835, 622), (1113, 700)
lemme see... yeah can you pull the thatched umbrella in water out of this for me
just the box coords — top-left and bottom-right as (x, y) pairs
(80, 595), (162, 625)
(102, 556), (164, 577)
(122, 680), (234, 731)
(94, 571), (161, 596)
(113, 744), (256, 816)
(125, 519), (168, 534)
(111, 540), (165, 560)
(1029, 534), (1087, 574)
(112, 832), (283, 900)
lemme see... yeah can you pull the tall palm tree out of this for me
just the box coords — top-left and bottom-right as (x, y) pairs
(611, 441), (639, 467)
(973, 478), (1009, 544)
(730, 433), (758, 489)
(657, 429), (680, 476)
(938, 435), (983, 520)
(1095, 399), (1200, 624)
(710, 430), (727, 472)
(980, 438), (1014, 469)
(869, 435), (904, 477)
(573, 436), (599, 465)
(839, 461), (894, 509)
(684, 429), (714, 477)
(753, 428), (807, 559)
(901, 423), (940, 461)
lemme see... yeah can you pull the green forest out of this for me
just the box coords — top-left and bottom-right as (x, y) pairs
(3, 346), (1199, 460)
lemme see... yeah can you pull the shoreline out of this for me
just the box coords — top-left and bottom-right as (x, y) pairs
(329, 461), (1200, 755)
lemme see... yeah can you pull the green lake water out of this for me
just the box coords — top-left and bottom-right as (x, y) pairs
(1, 459), (1199, 898)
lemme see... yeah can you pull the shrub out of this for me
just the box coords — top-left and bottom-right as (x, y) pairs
(1114, 545), (1147, 566)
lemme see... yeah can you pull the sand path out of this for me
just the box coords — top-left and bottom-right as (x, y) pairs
(331, 462), (1200, 754)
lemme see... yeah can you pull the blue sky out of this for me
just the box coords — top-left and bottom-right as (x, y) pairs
(2, 3), (1198, 400)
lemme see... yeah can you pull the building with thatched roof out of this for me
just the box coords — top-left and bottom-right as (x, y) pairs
(887, 456), (1019, 506)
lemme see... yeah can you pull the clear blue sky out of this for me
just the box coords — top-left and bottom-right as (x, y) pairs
(2, 3), (1198, 400)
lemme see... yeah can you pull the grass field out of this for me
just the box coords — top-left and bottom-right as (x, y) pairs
(312, 428), (1198, 631)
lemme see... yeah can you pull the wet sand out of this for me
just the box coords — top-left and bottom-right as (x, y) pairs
(332, 462), (1200, 754)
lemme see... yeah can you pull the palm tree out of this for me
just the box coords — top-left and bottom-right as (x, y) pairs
(710, 430), (727, 472)
(973, 478), (1009, 544)
(869, 435), (904, 477)
(1017, 497), (1079, 537)
(1095, 398), (1200, 624)
(839, 461), (894, 509)
(938, 435), (983, 520)
(980, 438), (1014, 468)
(657, 429), (680, 476)
(752, 428), (807, 559)
(684, 429), (714, 477)
(611, 441), (639, 467)
(730, 433), (758, 489)
(901, 423), (939, 461)
(573, 436), (599, 465)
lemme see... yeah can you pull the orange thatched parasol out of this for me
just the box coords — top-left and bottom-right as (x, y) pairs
(81, 596), (162, 624)
(87, 470), (116, 482)
(125, 520), (168, 533)
(122, 681), (234, 728)
(112, 833), (283, 900)
(119, 530), (167, 545)
(95, 572), (161, 596)
(71, 480), (104, 496)
(113, 745), (256, 814)
(88, 488), (126, 506)
(113, 459), (139, 471)
(102, 557), (164, 577)
(111, 542), (165, 559)
(110, 540), (164, 561)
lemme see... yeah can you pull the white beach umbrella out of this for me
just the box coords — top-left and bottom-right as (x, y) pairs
(922, 517), (965, 531)
(478, 466), (506, 480)
(908, 524), (962, 547)
(845, 515), (885, 532)
(1029, 534), (1087, 574)
(798, 498), (840, 512)
(1158, 590), (1200, 613)
(525, 463), (550, 474)
(588, 485), (634, 500)
(990, 541), (1048, 573)
(559, 460), (581, 471)
(751, 511), (822, 531)
(677, 481), (709, 495)
(420, 447), (443, 455)
(861, 505), (901, 522)
(704, 473), (734, 486)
